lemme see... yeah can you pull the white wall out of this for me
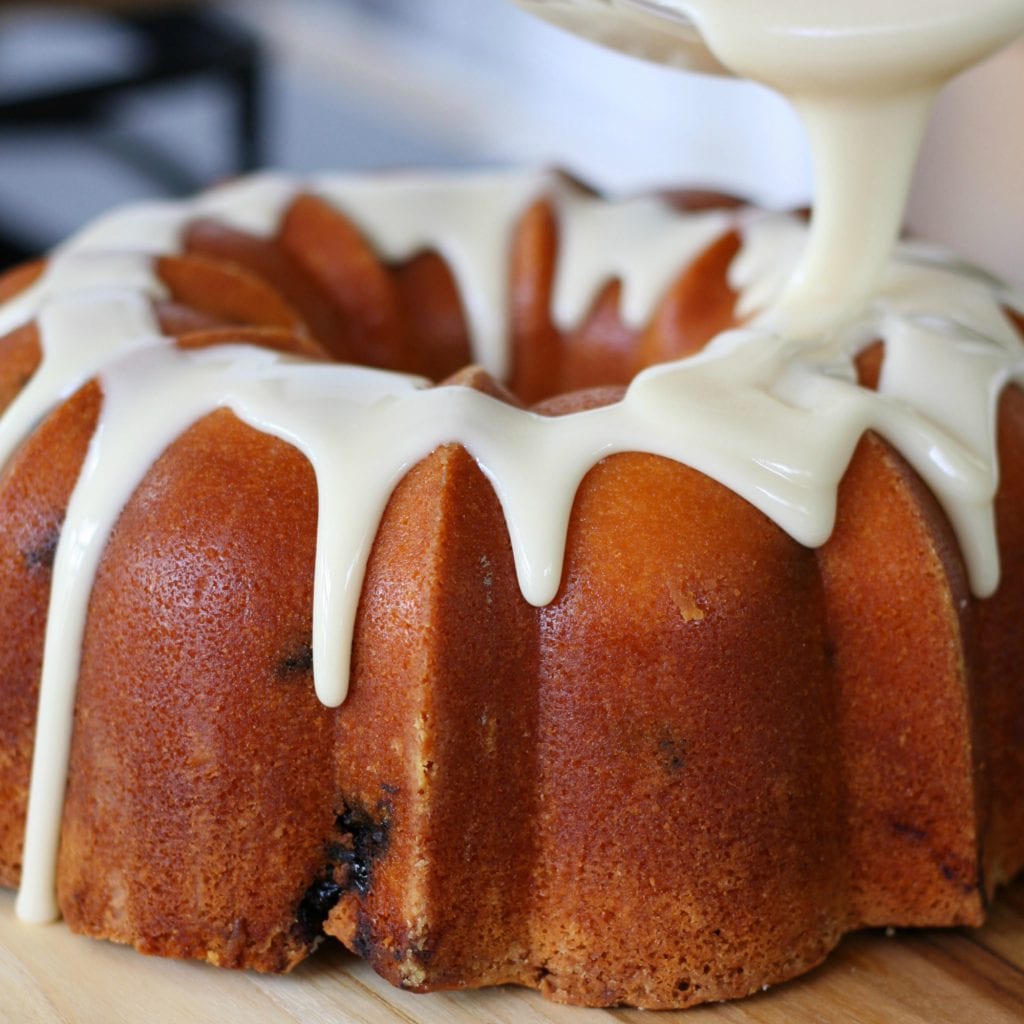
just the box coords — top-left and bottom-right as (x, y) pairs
(907, 40), (1024, 287)
(238, 0), (812, 204)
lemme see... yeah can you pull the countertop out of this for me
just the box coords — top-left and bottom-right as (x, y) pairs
(2, 875), (1023, 1024)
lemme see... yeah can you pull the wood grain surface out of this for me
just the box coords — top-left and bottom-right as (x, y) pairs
(2, 875), (1022, 1024)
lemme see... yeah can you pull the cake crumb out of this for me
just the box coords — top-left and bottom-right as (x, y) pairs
(668, 581), (706, 623)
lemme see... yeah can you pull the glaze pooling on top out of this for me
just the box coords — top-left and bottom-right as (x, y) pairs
(5, 170), (1024, 924)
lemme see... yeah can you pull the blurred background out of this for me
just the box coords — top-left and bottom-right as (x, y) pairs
(0, 0), (1020, 284)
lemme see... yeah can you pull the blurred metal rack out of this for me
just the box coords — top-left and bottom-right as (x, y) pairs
(0, 3), (264, 266)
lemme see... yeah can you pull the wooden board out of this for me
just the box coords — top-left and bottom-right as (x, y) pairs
(2, 878), (1023, 1024)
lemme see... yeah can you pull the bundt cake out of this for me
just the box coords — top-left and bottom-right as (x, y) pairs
(0, 168), (1021, 1010)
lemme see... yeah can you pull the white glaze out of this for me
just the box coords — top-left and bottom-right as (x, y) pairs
(8, 4), (1024, 926)
(521, 1), (1024, 331)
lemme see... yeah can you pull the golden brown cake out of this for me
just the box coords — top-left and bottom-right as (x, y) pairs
(0, 172), (1021, 1010)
